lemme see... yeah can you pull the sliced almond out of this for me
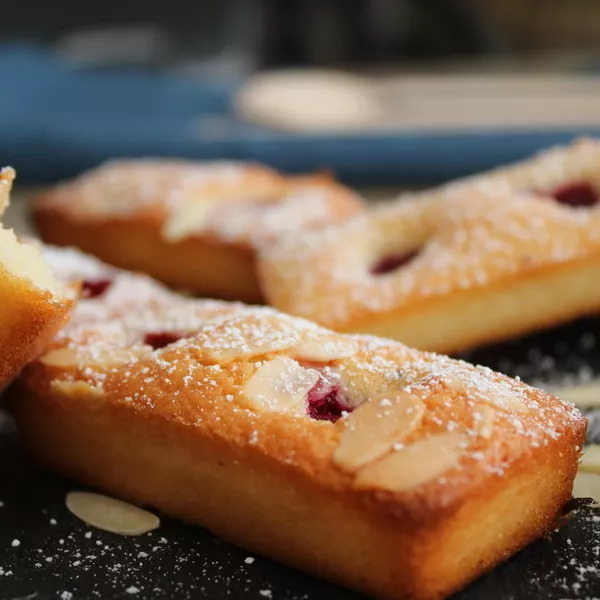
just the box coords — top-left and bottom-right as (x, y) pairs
(40, 347), (78, 368)
(333, 392), (425, 473)
(163, 193), (224, 241)
(472, 404), (496, 439)
(292, 335), (358, 363)
(40, 346), (142, 369)
(0, 166), (15, 214)
(452, 375), (528, 414)
(484, 388), (529, 413)
(554, 381), (600, 408)
(243, 357), (319, 414)
(66, 491), (160, 536)
(85, 347), (145, 369)
(50, 380), (103, 398)
(355, 431), (466, 492)
(194, 314), (299, 364)
(579, 444), (600, 475)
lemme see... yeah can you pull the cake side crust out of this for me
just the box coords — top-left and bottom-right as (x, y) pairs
(12, 380), (584, 600)
(342, 252), (600, 353)
(33, 212), (263, 302)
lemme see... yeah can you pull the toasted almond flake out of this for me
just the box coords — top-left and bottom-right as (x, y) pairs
(572, 471), (600, 503)
(243, 357), (319, 414)
(40, 346), (143, 369)
(50, 380), (103, 398)
(85, 347), (146, 368)
(193, 314), (299, 363)
(554, 381), (600, 408)
(355, 431), (466, 492)
(163, 193), (225, 241)
(478, 387), (528, 413)
(579, 444), (600, 475)
(40, 347), (78, 367)
(449, 373), (528, 413)
(334, 391), (425, 472)
(472, 404), (495, 439)
(66, 491), (160, 536)
(292, 335), (358, 363)
(0, 166), (15, 213)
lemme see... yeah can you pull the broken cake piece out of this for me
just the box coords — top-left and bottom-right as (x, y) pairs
(0, 170), (72, 388)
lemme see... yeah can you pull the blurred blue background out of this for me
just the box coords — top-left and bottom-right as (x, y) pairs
(2, 0), (600, 184)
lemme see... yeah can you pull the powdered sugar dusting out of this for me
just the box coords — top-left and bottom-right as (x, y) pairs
(37, 160), (362, 250)
(38, 160), (263, 220)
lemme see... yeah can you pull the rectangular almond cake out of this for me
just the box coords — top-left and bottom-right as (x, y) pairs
(11, 246), (587, 599)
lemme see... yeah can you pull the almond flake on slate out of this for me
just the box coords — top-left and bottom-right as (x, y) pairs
(554, 381), (600, 408)
(333, 391), (425, 472)
(579, 444), (600, 475)
(66, 491), (160, 536)
(572, 471), (600, 504)
(355, 431), (466, 492)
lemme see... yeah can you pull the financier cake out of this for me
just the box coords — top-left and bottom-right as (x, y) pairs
(0, 169), (72, 389)
(11, 246), (586, 599)
(259, 138), (600, 353)
(32, 160), (363, 302)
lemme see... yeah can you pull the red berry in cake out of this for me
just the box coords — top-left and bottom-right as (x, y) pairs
(549, 181), (598, 207)
(81, 279), (112, 299)
(306, 378), (350, 422)
(370, 250), (420, 275)
(144, 332), (185, 350)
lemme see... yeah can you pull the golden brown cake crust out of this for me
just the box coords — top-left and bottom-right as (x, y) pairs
(259, 138), (600, 352)
(11, 247), (586, 599)
(32, 161), (363, 301)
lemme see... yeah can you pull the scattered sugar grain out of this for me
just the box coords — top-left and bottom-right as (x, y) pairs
(126, 586), (140, 594)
